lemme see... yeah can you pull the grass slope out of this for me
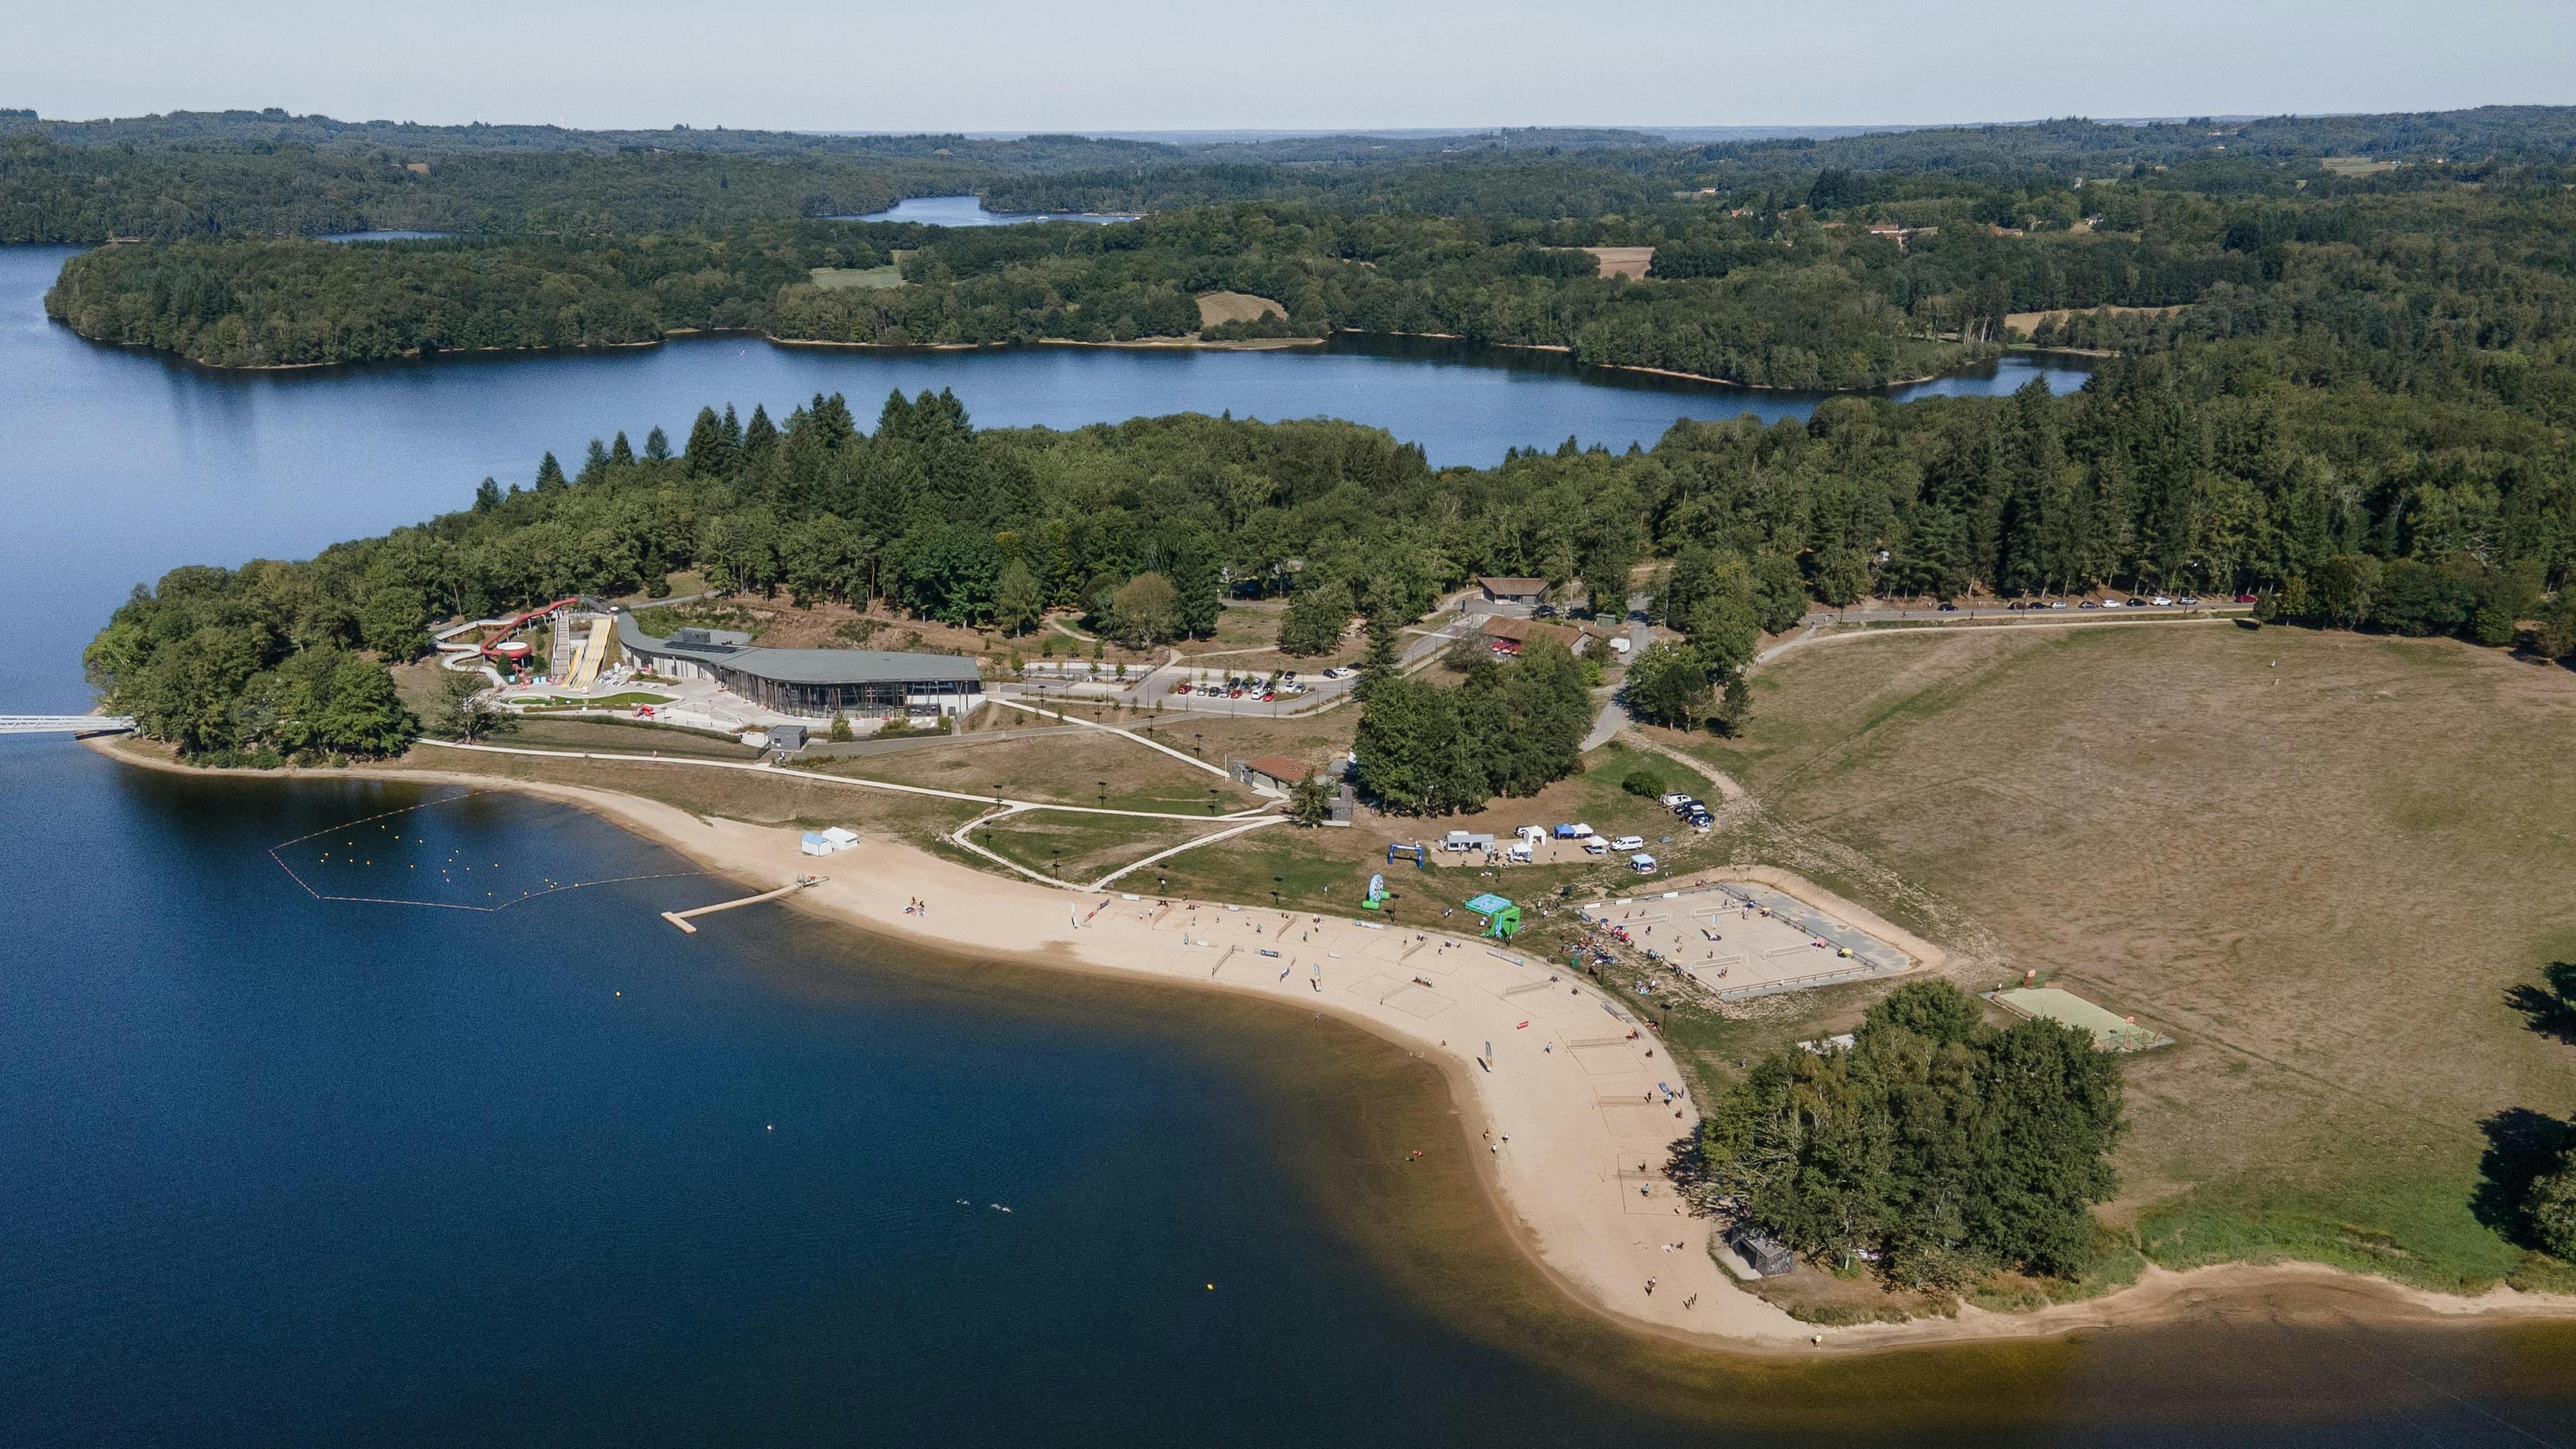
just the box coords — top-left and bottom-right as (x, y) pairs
(1691, 623), (2576, 1292)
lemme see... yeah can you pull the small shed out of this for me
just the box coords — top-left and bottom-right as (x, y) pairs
(1478, 576), (1548, 606)
(1730, 1226), (1796, 1277)
(766, 723), (809, 753)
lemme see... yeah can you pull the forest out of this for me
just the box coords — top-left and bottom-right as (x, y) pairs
(85, 301), (2576, 764)
(1701, 981), (2128, 1285)
(45, 123), (2576, 396)
(68, 103), (2576, 761)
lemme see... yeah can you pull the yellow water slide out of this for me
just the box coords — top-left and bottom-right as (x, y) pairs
(564, 616), (612, 691)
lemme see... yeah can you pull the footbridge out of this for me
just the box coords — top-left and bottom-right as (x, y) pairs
(0, 715), (135, 736)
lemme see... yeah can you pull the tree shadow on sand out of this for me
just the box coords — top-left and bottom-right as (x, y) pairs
(2471, 1107), (2575, 1247)
(2506, 961), (2576, 1045)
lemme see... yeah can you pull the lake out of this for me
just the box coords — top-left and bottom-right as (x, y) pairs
(845, 195), (1141, 225)
(7, 239), (2568, 1446)
(0, 242), (2084, 712)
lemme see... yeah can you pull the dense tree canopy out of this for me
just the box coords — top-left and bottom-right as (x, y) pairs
(1701, 981), (2128, 1286)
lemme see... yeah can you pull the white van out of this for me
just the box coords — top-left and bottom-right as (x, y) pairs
(1609, 835), (1646, 853)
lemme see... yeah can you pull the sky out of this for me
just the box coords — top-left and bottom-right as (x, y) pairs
(4, 0), (2573, 133)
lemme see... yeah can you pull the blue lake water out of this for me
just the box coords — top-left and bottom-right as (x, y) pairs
(844, 195), (1140, 225)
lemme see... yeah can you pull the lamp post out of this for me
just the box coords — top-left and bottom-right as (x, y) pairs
(1208, 786), (1218, 816)
(1050, 846), (1059, 881)
(1271, 875), (1282, 910)
(1098, 780), (1108, 808)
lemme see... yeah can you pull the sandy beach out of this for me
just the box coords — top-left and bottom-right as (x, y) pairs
(86, 739), (2576, 1352)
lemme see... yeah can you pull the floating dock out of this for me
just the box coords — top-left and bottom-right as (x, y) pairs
(661, 877), (820, 934)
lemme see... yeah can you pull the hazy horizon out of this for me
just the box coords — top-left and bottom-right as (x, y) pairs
(3, 1), (2570, 136)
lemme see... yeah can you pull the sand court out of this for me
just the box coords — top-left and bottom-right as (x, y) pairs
(1571, 1040), (1650, 1076)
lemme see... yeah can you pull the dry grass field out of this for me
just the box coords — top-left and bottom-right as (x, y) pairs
(2002, 303), (2187, 333)
(1581, 246), (1655, 280)
(1684, 623), (2576, 1290)
(1193, 290), (1286, 327)
(806, 264), (904, 290)
(830, 727), (1259, 814)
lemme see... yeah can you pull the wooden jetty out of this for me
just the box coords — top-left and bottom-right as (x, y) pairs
(661, 877), (821, 934)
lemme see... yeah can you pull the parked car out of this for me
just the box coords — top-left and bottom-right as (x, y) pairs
(1582, 837), (1609, 855)
(2100, 598), (2123, 608)
(2178, 594), (2200, 607)
(1322, 665), (1353, 680)
(1937, 601), (1959, 612)
(1660, 792), (1693, 809)
(1628, 853), (1658, 874)
(2150, 595), (2175, 607)
(2048, 600), (2068, 610)
(1609, 835), (1647, 852)
(2079, 599), (2100, 610)
(2235, 592), (2259, 604)
(1687, 814), (1715, 832)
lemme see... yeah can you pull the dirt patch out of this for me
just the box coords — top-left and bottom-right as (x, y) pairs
(2004, 304), (2186, 332)
(1195, 290), (1287, 327)
(1582, 246), (1655, 280)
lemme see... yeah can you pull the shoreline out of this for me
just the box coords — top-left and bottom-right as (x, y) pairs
(80, 737), (2576, 1354)
(55, 313), (2013, 389)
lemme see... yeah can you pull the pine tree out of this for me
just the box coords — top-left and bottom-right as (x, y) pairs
(610, 431), (636, 466)
(1355, 614), (1401, 701)
(743, 404), (778, 458)
(685, 406), (731, 476)
(577, 439), (607, 485)
(473, 477), (502, 513)
(535, 451), (567, 491)
(643, 425), (671, 462)
(1169, 548), (1223, 639)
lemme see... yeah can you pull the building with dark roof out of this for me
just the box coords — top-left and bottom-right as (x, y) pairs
(612, 610), (982, 719)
